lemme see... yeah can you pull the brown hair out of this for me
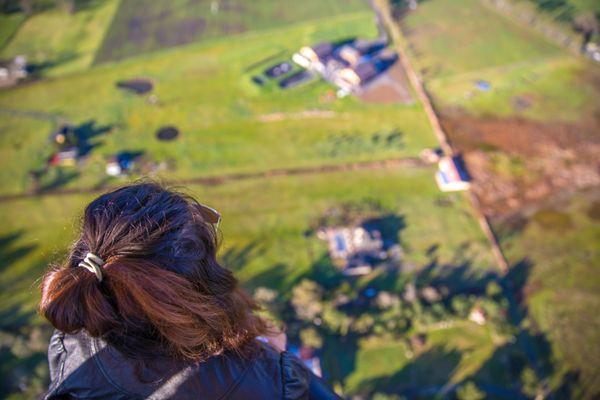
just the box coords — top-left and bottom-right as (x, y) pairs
(39, 182), (268, 361)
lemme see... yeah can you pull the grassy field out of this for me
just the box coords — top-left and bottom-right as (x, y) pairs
(0, 0), (566, 398)
(0, 168), (500, 396)
(0, 10), (437, 197)
(0, 0), (119, 76)
(402, 0), (561, 78)
(399, 0), (600, 397)
(0, 168), (495, 327)
(0, 13), (25, 50)
(95, 0), (369, 63)
(402, 0), (599, 122)
(499, 192), (600, 397)
(344, 322), (502, 394)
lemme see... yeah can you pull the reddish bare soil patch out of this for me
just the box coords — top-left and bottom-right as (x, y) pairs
(441, 112), (600, 216)
(358, 63), (413, 104)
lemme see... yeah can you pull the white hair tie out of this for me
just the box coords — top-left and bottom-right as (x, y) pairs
(78, 252), (105, 282)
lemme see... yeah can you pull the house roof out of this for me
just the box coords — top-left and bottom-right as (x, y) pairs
(352, 61), (380, 83)
(311, 42), (335, 59)
(352, 38), (387, 56)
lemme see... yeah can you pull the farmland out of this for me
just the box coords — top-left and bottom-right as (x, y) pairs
(399, 0), (600, 397)
(95, 0), (369, 63)
(0, 1), (507, 398)
(1, 167), (505, 398)
(0, 0), (597, 398)
(0, 10), (437, 197)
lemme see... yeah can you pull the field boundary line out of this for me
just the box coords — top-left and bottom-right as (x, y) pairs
(0, 157), (426, 203)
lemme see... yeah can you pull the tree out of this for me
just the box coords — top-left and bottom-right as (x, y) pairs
(291, 280), (324, 321)
(485, 280), (503, 299)
(352, 314), (375, 334)
(521, 366), (542, 398)
(456, 381), (485, 400)
(321, 304), (352, 335)
(299, 327), (323, 349)
(451, 295), (472, 318)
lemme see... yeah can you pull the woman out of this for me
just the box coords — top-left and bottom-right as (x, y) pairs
(40, 182), (339, 399)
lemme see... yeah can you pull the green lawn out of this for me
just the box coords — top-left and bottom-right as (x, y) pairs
(0, 0), (119, 77)
(0, 11), (437, 196)
(428, 55), (600, 122)
(403, 0), (562, 78)
(0, 167), (498, 396)
(401, 0), (599, 122)
(499, 192), (600, 397)
(0, 1), (540, 397)
(344, 322), (503, 395)
(0, 168), (496, 328)
(400, 1), (600, 397)
(0, 13), (25, 51)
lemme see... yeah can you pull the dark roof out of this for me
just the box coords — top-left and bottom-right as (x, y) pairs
(352, 38), (387, 56)
(311, 42), (335, 59)
(279, 70), (312, 89)
(451, 155), (470, 181)
(352, 61), (380, 83)
(264, 62), (292, 78)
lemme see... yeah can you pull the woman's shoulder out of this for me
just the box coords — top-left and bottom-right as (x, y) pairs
(241, 342), (312, 399)
(46, 330), (316, 400)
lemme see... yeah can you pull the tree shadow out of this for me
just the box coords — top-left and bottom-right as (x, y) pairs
(36, 167), (80, 193)
(244, 263), (290, 293)
(26, 53), (79, 78)
(320, 333), (360, 388)
(415, 256), (496, 297)
(461, 257), (567, 398)
(0, 230), (36, 275)
(73, 120), (112, 157)
(219, 241), (264, 272)
(465, 330), (556, 399)
(301, 252), (346, 291)
(356, 345), (462, 398)
(0, 230), (42, 330)
(362, 213), (406, 250)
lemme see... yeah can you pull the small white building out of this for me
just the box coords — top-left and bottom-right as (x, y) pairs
(469, 306), (487, 325)
(295, 43), (335, 72)
(435, 156), (471, 192)
(0, 55), (27, 87)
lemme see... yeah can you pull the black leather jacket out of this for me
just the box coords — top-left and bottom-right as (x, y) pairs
(45, 330), (340, 400)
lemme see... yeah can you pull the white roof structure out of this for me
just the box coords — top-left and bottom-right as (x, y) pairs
(435, 156), (471, 192)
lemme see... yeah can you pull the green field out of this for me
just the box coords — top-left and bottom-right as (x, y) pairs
(0, 0), (120, 76)
(0, 13), (25, 50)
(95, 0), (369, 63)
(0, 10), (437, 196)
(499, 192), (600, 397)
(403, 0), (599, 122)
(400, 0), (600, 397)
(1, 167), (502, 397)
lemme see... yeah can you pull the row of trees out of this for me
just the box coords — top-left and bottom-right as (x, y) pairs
(254, 273), (536, 398)
(255, 274), (514, 354)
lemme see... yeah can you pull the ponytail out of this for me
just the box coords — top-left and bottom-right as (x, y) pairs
(39, 258), (268, 361)
(40, 264), (118, 336)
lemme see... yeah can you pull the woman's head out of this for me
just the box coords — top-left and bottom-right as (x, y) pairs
(39, 182), (268, 361)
